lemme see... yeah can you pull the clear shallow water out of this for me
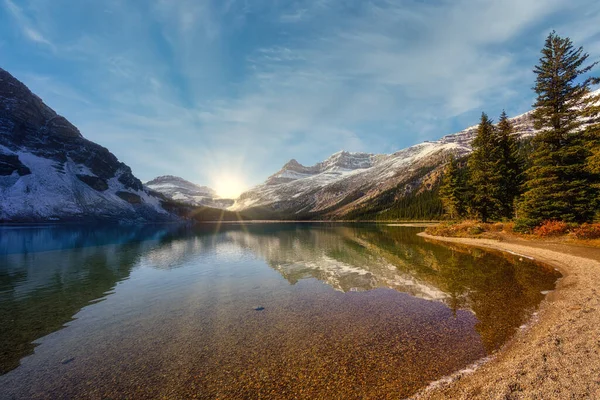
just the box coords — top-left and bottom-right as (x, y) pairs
(0, 223), (560, 399)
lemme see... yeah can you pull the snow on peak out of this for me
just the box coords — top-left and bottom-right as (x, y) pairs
(319, 151), (376, 171)
(145, 175), (233, 209)
(146, 175), (216, 197)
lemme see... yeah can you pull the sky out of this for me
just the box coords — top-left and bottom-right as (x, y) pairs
(1, 0), (600, 196)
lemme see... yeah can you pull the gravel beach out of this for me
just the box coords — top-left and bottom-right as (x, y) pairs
(414, 233), (600, 399)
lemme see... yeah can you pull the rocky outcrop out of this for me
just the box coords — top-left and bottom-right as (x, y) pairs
(76, 174), (108, 191)
(0, 153), (31, 176)
(116, 191), (142, 204)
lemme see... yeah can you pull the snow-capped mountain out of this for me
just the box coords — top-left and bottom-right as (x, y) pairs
(232, 89), (599, 219)
(146, 175), (234, 209)
(231, 140), (470, 217)
(0, 68), (176, 223)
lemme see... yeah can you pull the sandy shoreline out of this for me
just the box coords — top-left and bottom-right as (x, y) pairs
(412, 233), (600, 399)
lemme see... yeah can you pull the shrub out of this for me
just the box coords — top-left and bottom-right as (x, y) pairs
(572, 223), (600, 240)
(533, 220), (569, 237)
(487, 222), (504, 232)
(502, 222), (515, 233)
(426, 220), (489, 237)
(513, 218), (540, 234)
(468, 225), (485, 235)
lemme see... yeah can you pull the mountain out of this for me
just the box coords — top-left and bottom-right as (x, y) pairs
(231, 141), (471, 218)
(231, 90), (599, 220)
(146, 175), (234, 209)
(0, 68), (176, 223)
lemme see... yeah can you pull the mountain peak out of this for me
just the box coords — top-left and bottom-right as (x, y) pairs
(282, 159), (305, 170)
(146, 175), (216, 196)
(0, 68), (82, 140)
(145, 175), (233, 208)
(320, 151), (375, 170)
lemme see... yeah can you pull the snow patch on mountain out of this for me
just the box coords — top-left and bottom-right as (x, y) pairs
(0, 146), (168, 221)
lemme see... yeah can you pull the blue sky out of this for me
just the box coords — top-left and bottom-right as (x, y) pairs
(1, 0), (600, 195)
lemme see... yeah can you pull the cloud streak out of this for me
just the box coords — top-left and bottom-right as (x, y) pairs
(2, 0), (54, 48)
(2, 0), (600, 189)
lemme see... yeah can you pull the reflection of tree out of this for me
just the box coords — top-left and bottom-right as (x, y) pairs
(441, 251), (468, 316)
(225, 224), (560, 353)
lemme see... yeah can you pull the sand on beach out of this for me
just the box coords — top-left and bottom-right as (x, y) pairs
(413, 233), (600, 399)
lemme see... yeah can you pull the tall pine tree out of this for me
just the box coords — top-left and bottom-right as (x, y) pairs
(467, 113), (503, 222)
(583, 78), (600, 209)
(519, 31), (598, 224)
(439, 155), (467, 219)
(496, 111), (522, 218)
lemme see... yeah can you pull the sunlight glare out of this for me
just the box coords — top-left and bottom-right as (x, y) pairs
(214, 174), (246, 199)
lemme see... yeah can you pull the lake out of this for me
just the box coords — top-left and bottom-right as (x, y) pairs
(0, 223), (560, 399)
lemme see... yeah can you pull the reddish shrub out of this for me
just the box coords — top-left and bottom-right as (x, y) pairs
(572, 223), (600, 240)
(533, 220), (569, 237)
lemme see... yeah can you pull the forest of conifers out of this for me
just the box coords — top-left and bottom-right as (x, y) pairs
(379, 31), (600, 230)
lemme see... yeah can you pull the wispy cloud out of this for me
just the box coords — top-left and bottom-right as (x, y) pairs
(2, 0), (599, 188)
(3, 0), (54, 48)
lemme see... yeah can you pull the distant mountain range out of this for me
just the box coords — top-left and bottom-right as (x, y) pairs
(0, 68), (176, 223)
(145, 175), (234, 209)
(2, 64), (597, 223)
(229, 108), (547, 219)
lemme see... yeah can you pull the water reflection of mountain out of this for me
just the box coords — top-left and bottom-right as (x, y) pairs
(0, 223), (560, 374)
(222, 224), (560, 352)
(224, 226), (449, 300)
(0, 224), (180, 374)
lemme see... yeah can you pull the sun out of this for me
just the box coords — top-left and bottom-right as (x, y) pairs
(213, 174), (246, 199)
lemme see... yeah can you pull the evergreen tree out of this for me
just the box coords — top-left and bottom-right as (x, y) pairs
(467, 112), (504, 222)
(496, 111), (522, 218)
(439, 155), (467, 219)
(519, 31), (598, 223)
(584, 78), (600, 209)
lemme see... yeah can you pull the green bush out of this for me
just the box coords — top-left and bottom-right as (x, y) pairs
(513, 218), (539, 234)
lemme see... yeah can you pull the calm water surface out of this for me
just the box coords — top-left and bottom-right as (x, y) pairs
(0, 223), (560, 399)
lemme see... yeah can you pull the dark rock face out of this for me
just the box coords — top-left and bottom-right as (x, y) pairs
(76, 174), (109, 191)
(0, 67), (176, 223)
(0, 153), (31, 176)
(116, 191), (142, 204)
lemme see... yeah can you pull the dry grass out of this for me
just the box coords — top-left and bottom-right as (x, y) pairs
(425, 220), (509, 239)
(426, 221), (600, 248)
